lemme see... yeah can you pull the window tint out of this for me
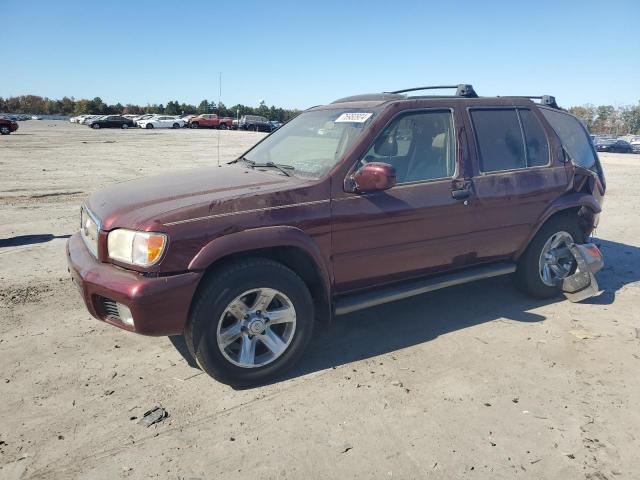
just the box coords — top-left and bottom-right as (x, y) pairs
(540, 108), (597, 169)
(471, 109), (526, 172)
(519, 109), (549, 167)
(360, 111), (455, 183)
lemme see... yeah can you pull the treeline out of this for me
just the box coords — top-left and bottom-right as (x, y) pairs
(0, 95), (300, 122)
(2, 94), (639, 134)
(569, 103), (640, 135)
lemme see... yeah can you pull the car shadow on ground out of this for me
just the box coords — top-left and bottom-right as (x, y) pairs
(168, 238), (640, 386)
(0, 233), (71, 248)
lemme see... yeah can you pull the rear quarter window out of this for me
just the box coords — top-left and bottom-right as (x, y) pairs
(540, 108), (597, 169)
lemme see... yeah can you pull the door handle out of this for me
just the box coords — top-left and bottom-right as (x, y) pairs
(451, 189), (470, 200)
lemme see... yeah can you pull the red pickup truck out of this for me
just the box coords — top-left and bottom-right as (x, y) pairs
(188, 114), (233, 129)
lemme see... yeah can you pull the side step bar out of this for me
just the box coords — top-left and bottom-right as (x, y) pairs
(334, 263), (516, 316)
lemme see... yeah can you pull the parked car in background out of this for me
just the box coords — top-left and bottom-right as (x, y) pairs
(0, 116), (19, 134)
(87, 115), (134, 129)
(188, 114), (233, 129)
(80, 115), (102, 125)
(630, 140), (640, 154)
(180, 114), (198, 127)
(238, 115), (273, 132)
(137, 115), (184, 129)
(68, 84), (606, 386)
(133, 114), (155, 126)
(269, 120), (283, 130)
(595, 139), (634, 153)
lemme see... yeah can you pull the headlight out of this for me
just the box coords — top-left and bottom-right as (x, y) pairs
(107, 229), (167, 266)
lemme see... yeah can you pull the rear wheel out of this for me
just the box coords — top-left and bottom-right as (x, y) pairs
(219, 123), (228, 130)
(121, 123), (128, 129)
(191, 122), (199, 129)
(92, 123), (100, 129)
(172, 123), (180, 129)
(145, 123), (154, 129)
(186, 258), (314, 387)
(515, 214), (585, 298)
(0, 126), (10, 135)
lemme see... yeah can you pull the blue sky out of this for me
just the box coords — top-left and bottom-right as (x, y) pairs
(2, 0), (639, 109)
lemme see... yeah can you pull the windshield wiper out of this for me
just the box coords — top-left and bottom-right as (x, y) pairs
(240, 157), (293, 177)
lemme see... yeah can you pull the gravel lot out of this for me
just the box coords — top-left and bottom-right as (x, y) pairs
(1, 120), (639, 480)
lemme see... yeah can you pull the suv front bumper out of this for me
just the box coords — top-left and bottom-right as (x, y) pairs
(66, 232), (201, 336)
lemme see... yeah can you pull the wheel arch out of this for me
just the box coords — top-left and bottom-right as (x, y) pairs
(188, 227), (332, 324)
(514, 192), (602, 260)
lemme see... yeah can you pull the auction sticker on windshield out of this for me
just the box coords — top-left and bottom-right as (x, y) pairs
(335, 112), (373, 123)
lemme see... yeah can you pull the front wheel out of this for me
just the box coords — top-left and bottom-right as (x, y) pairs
(92, 123), (100, 129)
(0, 126), (10, 135)
(515, 215), (585, 298)
(172, 123), (180, 129)
(186, 258), (314, 387)
(145, 123), (154, 129)
(121, 123), (128, 129)
(219, 124), (228, 130)
(190, 122), (199, 129)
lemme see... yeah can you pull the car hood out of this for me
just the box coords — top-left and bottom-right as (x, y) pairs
(87, 165), (301, 231)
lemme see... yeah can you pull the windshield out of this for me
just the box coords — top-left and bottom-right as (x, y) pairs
(241, 108), (377, 177)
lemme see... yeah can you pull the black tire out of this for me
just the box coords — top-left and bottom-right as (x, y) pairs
(92, 123), (100, 129)
(121, 123), (128, 129)
(191, 122), (199, 129)
(145, 123), (153, 129)
(172, 123), (180, 129)
(515, 213), (585, 299)
(0, 126), (10, 135)
(219, 123), (228, 130)
(186, 258), (314, 387)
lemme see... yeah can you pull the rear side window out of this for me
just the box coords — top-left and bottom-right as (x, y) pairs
(519, 109), (549, 167)
(471, 109), (526, 172)
(470, 108), (550, 172)
(540, 108), (597, 169)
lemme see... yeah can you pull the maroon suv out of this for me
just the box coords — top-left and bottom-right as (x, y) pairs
(67, 84), (606, 386)
(0, 116), (19, 135)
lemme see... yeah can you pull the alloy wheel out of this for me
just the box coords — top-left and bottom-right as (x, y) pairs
(538, 231), (575, 286)
(216, 288), (296, 368)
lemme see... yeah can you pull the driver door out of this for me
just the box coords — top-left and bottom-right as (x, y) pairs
(331, 108), (477, 293)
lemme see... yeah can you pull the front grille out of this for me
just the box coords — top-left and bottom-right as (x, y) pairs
(101, 298), (121, 321)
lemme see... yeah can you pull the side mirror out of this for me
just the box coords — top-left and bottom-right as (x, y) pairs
(351, 162), (397, 193)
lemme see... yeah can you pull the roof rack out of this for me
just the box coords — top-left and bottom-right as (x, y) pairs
(386, 84), (478, 98)
(500, 95), (560, 109)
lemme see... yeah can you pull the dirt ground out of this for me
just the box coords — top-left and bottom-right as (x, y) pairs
(1, 120), (639, 480)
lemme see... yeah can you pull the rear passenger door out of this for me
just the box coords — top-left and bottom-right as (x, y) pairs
(465, 107), (567, 263)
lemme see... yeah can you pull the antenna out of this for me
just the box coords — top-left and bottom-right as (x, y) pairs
(217, 72), (222, 167)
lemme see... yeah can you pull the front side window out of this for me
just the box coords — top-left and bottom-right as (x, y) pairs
(241, 108), (377, 178)
(358, 111), (456, 184)
(540, 108), (597, 169)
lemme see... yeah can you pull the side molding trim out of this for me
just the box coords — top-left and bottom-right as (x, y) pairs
(334, 263), (516, 316)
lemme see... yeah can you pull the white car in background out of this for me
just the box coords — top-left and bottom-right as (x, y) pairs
(71, 114), (90, 123)
(137, 115), (184, 129)
(133, 114), (155, 126)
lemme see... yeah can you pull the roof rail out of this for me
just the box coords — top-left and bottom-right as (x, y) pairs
(386, 84), (478, 98)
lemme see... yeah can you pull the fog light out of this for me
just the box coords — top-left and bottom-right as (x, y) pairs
(116, 303), (134, 327)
